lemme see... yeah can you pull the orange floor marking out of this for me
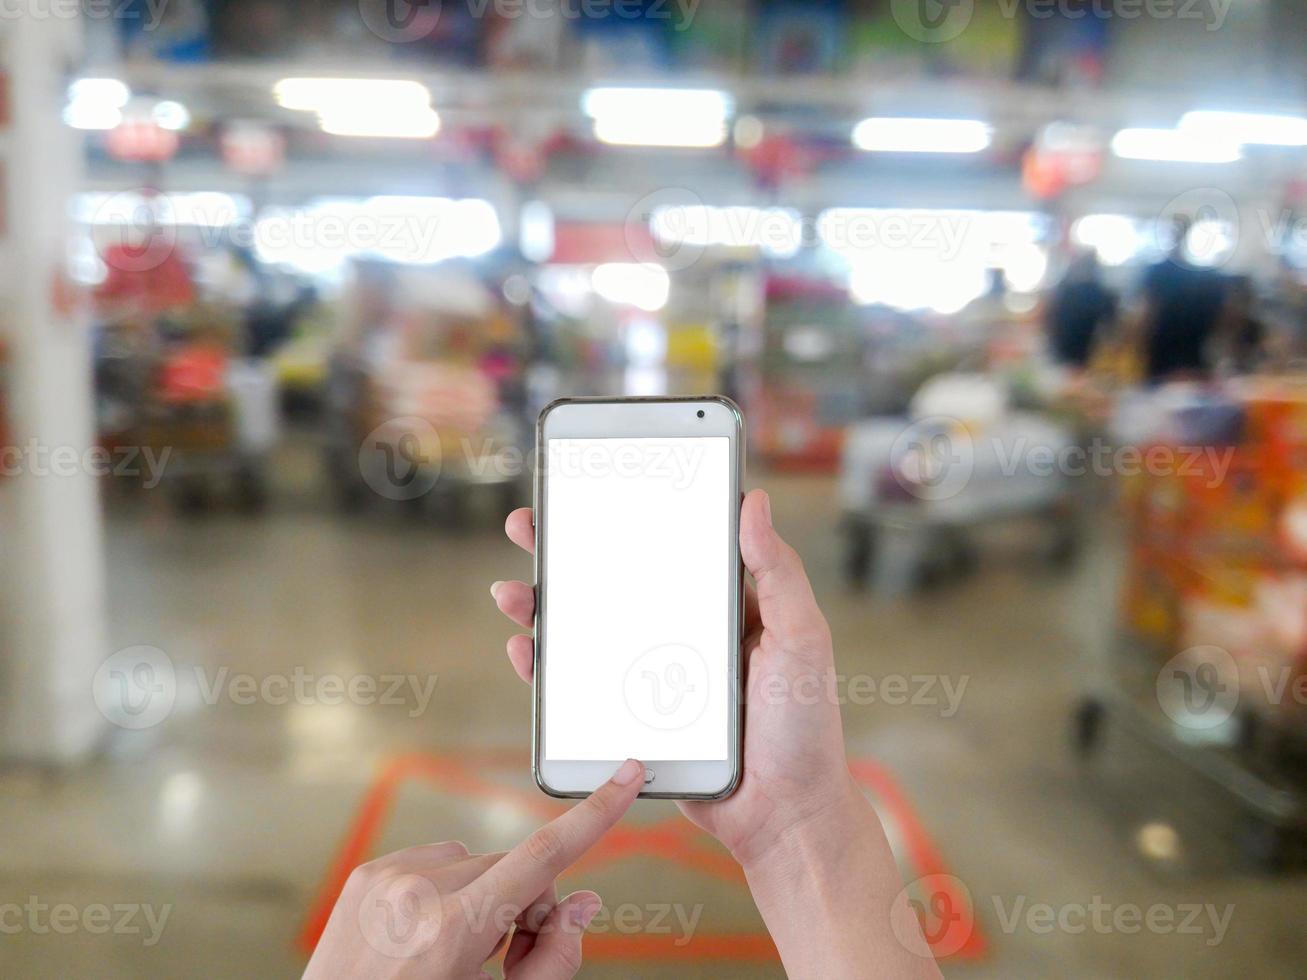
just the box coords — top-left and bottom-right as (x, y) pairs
(299, 750), (985, 965)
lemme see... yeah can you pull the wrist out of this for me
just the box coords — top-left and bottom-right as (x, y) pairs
(735, 772), (869, 878)
(738, 775), (942, 980)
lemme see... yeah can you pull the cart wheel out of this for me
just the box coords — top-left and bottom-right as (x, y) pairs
(1072, 697), (1106, 757)
(842, 520), (874, 589)
(234, 463), (268, 515)
(1046, 523), (1081, 570)
(172, 475), (209, 517)
(326, 449), (368, 513)
(1236, 821), (1292, 874)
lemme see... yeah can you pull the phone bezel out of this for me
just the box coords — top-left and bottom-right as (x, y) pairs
(532, 395), (745, 800)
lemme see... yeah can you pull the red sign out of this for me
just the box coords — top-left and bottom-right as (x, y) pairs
(107, 120), (179, 163)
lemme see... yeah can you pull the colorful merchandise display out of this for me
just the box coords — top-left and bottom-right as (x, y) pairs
(1119, 380), (1307, 732)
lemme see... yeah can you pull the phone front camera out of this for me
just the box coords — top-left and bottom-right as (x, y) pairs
(696, 410), (705, 418)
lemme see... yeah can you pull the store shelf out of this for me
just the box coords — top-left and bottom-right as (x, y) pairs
(105, 59), (1307, 138)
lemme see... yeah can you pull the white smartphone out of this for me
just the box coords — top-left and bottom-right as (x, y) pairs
(532, 396), (744, 799)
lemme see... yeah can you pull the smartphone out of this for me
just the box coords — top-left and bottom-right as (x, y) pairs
(532, 396), (744, 799)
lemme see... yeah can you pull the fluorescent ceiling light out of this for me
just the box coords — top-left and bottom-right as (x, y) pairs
(591, 262), (670, 311)
(274, 77), (439, 139)
(318, 104), (440, 139)
(1110, 127), (1241, 163)
(73, 191), (251, 227)
(64, 77), (130, 130)
(582, 87), (732, 148)
(852, 117), (991, 154)
(1072, 214), (1146, 266)
(69, 78), (130, 108)
(1179, 110), (1307, 147)
(848, 253), (988, 315)
(273, 77), (430, 110)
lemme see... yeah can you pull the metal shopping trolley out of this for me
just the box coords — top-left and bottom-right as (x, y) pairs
(838, 374), (1082, 593)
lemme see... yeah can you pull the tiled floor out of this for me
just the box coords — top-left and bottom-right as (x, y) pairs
(1, 472), (1305, 978)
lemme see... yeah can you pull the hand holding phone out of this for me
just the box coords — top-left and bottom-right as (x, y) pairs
(494, 477), (944, 979)
(493, 483), (853, 859)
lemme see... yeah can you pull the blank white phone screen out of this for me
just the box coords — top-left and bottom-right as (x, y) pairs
(543, 436), (730, 761)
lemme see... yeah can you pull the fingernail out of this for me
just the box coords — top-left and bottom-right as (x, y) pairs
(612, 758), (643, 786)
(569, 895), (602, 928)
(490, 581), (504, 600)
(759, 491), (773, 527)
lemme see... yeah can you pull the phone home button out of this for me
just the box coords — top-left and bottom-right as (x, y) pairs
(642, 768), (656, 785)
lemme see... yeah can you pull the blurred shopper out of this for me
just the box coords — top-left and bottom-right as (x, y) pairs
(1046, 248), (1117, 368)
(1210, 276), (1267, 375)
(1138, 215), (1226, 381)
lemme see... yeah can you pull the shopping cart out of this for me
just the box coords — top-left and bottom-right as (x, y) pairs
(1071, 380), (1307, 870)
(142, 340), (277, 514)
(838, 374), (1082, 592)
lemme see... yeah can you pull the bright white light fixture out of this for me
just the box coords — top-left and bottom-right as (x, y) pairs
(591, 262), (670, 311)
(273, 77), (440, 139)
(582, 87), (732, 148)
(273, 77), (430, 110)
(1110, 127), (1241, 163)
(852, 117), (991, 154)
(1180, 110), (1307, 147)
(152, 100), (191, 132)
(1072, 213), (1145, 266)
(251, 196), (499, 274)
(1000, 244), (1048, 293)
(848, 253), (988, 315)
(72, 191), (250, 228)
(64, 77), (130, 130)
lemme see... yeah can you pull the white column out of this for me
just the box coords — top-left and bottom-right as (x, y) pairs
(0, 9), (108, 763)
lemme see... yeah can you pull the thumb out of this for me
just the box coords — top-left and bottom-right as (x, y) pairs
(739, 489), (831, 656)
(509, 891), (601, 980)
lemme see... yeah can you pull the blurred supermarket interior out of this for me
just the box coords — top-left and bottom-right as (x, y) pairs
(4, 0), (1307, 977)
